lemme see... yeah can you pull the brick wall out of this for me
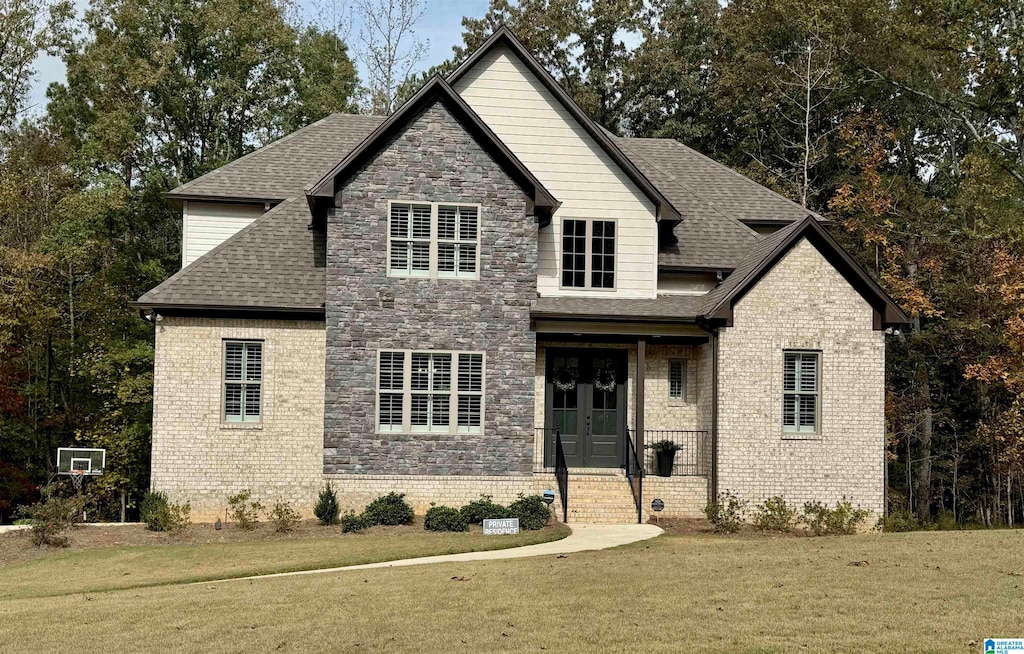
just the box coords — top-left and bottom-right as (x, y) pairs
(150, 317), (325, 520)
(716, 238), (885, 516)
(325, 100), (537, 476)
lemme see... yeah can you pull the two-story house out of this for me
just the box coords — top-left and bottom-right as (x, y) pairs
(136, 27), (907, 523)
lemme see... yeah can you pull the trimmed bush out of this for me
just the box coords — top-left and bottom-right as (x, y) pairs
(314, 484), (340, 526)
(802, 498), (870, 536)
(269, 501), (301, 533)
(705, 490), (747, 534)
(752, 496), (798, 532)
(460, 495), (510, 524)
(140, 491), (191, 533)
(340, 511), (369, 533)
(507, 494), (550, 531)
(227, 490), (263, 530)
(424, 505), (469, 532)
(362, 492), (414, 526)
(21, 487), (84, 547)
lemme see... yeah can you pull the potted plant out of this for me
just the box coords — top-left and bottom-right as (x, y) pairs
(651, 440), (681, 477)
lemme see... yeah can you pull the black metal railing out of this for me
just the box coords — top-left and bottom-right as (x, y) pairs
(624, 428), (643, 524)
(643, 430), (711, 477)
(554, 429), (569, 523)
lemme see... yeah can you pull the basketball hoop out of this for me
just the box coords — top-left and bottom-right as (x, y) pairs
(68, 469), (85, 493)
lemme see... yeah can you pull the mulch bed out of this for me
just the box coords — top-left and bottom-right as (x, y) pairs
(0, 518), (436, 565)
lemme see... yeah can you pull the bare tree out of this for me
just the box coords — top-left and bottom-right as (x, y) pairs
(354, 0), (428, 115)
(748, 30), (844, 208)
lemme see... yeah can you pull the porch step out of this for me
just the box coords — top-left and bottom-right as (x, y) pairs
(561, 472), (641, 524)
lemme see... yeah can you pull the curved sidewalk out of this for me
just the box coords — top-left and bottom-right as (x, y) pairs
(209, 523), (664, 584)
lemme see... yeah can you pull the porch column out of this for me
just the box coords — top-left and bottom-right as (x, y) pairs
(636, 337), (645, 456)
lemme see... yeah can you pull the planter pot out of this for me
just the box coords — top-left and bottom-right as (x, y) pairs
(655, 449), (677, 477)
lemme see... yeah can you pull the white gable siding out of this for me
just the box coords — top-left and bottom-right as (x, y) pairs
(453, 44), (658, 298)
(182, 201), (266, 267)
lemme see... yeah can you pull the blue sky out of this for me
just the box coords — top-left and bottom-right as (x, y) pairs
(28, 0), (491, 113)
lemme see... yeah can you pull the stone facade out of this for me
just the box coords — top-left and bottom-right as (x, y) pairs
(150, 317), (325, 520)
(716, 238), (886, 516)
(325, 100), (537, 476)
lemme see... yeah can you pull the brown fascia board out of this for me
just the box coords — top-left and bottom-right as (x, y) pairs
(132, 301), (325, 320)
(703, 217), (910, 329)
(530, 310), (699, 324)
(305, 76), (558, 218)
(446, 26), (681, 222)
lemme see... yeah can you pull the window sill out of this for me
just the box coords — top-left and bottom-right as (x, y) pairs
(781, 432), (821, 441)
(221, 422), (263, 430)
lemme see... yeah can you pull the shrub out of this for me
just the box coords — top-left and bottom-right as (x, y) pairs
(802, 499), (870, 536)
(314, 484), (340, 526)
(227, 490), (263, 530)
(424, 505), (469, 532)
(21, 487), (85, 547)
(934, 510), (958, 531)
(460, 495), (510, 524)
(705, 490), (747, 534)
(877, 509), (918, 533)
(752, 496), (798, 532)
(269, 501), (301, 533)
(362, 492), (414, 526)
(140, 491), (191, 533)
(507, 494), (550, 530)
(340, 511), (369, 533)
(650, 439), (681, 453)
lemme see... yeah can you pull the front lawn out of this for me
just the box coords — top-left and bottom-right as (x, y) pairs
(0, 520), (570, 600)
(2, 527), (1022, 653)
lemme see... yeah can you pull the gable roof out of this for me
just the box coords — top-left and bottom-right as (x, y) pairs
(700, 217), (909, 328)
(447, 26), (680, 222)
(167, 114), (385, 203)
(306, 76), (558, 220)
(136, 197), (325, 314)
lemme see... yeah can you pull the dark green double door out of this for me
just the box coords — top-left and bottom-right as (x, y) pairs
(545, 348), (627, 468)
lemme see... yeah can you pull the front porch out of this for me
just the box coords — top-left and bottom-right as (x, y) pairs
(530, 318), (715, 522)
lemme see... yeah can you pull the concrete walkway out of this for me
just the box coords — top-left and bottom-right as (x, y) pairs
(207, 523), (664, 584)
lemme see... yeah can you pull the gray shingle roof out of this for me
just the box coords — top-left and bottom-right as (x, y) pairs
(533, 295), (706, 321)
(167, 114), (384, 201)
(148, 104), (824, 312)
(137, 198), (324, 311)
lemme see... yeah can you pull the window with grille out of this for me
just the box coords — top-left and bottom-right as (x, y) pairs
(376, 350), (484, 433)
(388, 202), (480, 279)
(669, 359), (685, 400)
(783, 351), (819, 433)
(224, 341), (262, 422)
(378, 351), (405, 432)
(561, 219), (615, 289)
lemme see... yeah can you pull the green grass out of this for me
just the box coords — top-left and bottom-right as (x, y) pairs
(0, 524), (569, 600)
(2, 529), (1022, 653)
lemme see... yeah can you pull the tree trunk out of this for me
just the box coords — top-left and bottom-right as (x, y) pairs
(915, 405), (933, 521)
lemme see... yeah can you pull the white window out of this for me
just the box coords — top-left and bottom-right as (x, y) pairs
(224, 340), (262, 422)
(377, 350), (484, 434)
(561, 219), (615, 289)
(388, 201), (480, 279)
(669, 359), (686, 400)
(783, 351), (819, 434)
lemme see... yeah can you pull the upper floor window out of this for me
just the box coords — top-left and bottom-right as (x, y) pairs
(224, 340), (262, 422)
(388, 202), (480, 279)
(783, 351), (819, 434)
(377, 350), (484, 434)
(562, 219), (615, 289)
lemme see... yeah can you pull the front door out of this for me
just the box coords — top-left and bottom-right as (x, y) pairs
(545, 348), (627, 468)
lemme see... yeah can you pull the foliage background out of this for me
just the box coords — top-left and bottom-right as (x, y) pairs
(2, 0), (1022, 527)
